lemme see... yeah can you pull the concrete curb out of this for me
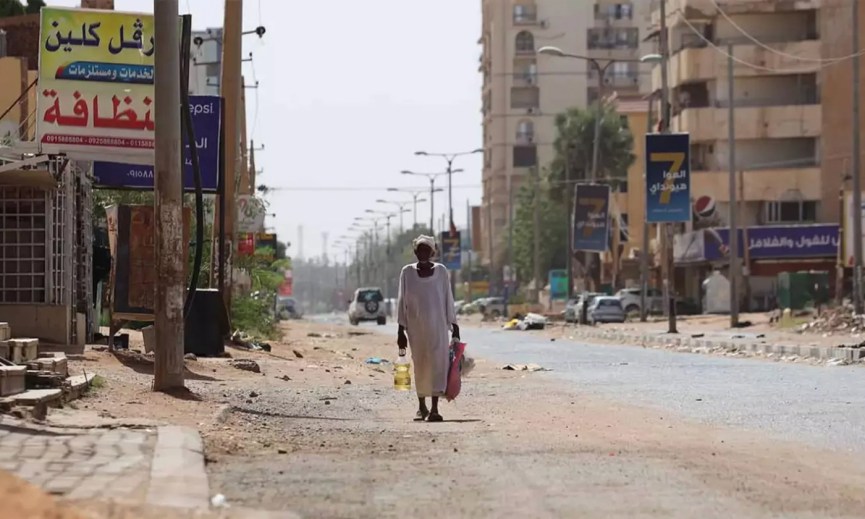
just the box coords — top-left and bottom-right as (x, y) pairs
(566, 327), (865, 364)
(146, 425), (211, 509)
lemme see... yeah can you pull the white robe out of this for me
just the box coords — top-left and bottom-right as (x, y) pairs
(397, 263), (456, 398)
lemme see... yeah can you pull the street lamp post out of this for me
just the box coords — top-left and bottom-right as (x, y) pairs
(376, 199), (416, 235)
(415, 150), (483, 298)
(388, 187), (441, 229)
(401, 170), (458, 235)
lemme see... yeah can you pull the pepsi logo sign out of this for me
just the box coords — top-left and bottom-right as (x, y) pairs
(694, 195), (716, 220)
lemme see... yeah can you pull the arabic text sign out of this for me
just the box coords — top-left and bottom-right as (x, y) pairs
(573, 183), (610, 253)
(237, 195), (267, 233)
(38, 8), (156, 159)
(703, 225), (839, 262)
(439, 231), (461, 270)
(645, 133), (691, 223)
(92, 96), (222, 191)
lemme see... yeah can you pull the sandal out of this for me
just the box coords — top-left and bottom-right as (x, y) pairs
(427, 412), (443, 422)
(414, 410), (429, 422)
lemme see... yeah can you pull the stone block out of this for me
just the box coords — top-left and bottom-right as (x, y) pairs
(0, 365), (26, 396)
(8, 338), (38, 364)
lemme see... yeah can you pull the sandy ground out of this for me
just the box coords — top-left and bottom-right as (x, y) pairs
(46, 320), (865, 517)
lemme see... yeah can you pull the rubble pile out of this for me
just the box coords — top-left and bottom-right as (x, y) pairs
(794, 306), (865, 335)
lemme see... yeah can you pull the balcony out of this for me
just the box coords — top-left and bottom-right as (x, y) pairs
(652, 0), (820, 27)
(673, 104), (821, 142)
(653, 40), (821, 90)
(689, 167), (822, 202)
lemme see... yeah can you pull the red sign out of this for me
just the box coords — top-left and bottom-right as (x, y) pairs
(237, 233), (255, 256)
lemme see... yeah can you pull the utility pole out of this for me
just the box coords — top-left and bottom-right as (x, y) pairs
(853, 0), (863, 314)
(467, 198), (473, 303)
(659, 0), (677, 333)
(153, 0), (184, 391)
(220, 0), (243, 308)
(565, 147), (575, 298)
(640, 94), (654, 322)
(532, 167), (542, 303)
(727, 44), (740, 327)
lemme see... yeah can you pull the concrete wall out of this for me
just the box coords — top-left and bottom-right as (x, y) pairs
(0, 304), (71, 345)
(0, 57), (27, 141)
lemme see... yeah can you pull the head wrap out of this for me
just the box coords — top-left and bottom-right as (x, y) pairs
(412, 234), (436, 252)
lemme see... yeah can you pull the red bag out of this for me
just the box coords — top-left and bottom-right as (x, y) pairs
(445, 341), (466, 402)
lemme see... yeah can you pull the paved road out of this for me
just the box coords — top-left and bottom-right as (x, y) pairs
(323, 314), (865, 453)
(465, 326), (865, 452)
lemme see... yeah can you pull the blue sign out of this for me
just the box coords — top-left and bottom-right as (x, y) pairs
(573, 183), (610, 252)
(548, 269), (567, 300)
(92, 96), (222, 191)
(439, 231), (462, 270)
(703, 224), (839, 261)
(645, 133), (691, 223)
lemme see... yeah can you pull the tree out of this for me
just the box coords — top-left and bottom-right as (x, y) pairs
(511, 172), (569, 286)
(0, 0), (23, 17)
(25, 0), (43, 14)
(548, 102), (636, 203)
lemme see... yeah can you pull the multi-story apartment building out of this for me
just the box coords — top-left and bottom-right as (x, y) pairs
(650, 0), (847, 308)
(654, 0), (822, 229)
(479, 1), (653, 286)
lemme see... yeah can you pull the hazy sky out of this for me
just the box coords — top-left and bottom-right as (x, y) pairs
(50, 0), (484, 261)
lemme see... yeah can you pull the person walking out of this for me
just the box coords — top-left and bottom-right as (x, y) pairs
(396, 235), (460, 422)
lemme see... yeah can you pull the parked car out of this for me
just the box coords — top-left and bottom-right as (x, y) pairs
(479, 297), (506, 318)
(588, 296), (626, 324)
(563, 298), (580, 323)
(573, 292), (604, 323)
(616, 288), (664, 316)
(348, 287), (387, 326)
(276, 296), (302, 320)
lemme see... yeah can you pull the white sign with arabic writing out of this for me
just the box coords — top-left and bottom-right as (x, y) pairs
(237, 195), (267, 233)
(37, 8), (157, 162)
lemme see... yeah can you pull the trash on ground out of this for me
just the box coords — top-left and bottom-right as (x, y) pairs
(230, 330), (271, 351)
(293, 349), (305, 359)
(502, 313), (549, 331)
(501, 363), (550, 372)
(229, 359), (261, 373)
(211, 494), (228, 508)
(365, 357), (390, 365)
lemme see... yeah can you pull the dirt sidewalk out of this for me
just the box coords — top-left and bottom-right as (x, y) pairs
(47, 320), (865, 517)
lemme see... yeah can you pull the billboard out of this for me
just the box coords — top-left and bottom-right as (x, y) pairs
(38, 8), (156, 161)
(573, 183), (610, 253)
(439, 231), (461, 270)
(674, 224), (839, 264)
(645, 133), (691, 223)
(92, 96), (222, 191)
(237, 195), (268, 233)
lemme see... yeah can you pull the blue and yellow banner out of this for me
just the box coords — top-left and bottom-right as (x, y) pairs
(645, 133), (692, 223)
(573, 183), (611, 253)
(37, 7), (156, 160)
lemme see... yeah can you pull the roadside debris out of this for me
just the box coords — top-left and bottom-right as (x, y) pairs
(787, 306), (865, 336)
(503, 313), (548, 331)
(229, 359), (261, 373)
(365, 357), (390, 365)
(501, 363), (551, 372)
(293, 349), (305, 359)
(230, 330), (272, 352)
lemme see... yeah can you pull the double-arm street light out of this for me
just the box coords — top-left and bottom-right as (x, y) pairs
(387, 187), (442, 229)
(376, 199), (417, 234)
(414, 149), (482, 236)
(367, 209), (408, 301)
(400, 170), (460, 234)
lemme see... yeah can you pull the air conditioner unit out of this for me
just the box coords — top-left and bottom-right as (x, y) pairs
(526, 75), (536, 85)
(540, 20), (549, 29)
(527, 107), (537, 114)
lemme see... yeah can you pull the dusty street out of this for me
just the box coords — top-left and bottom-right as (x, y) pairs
(33, 318), (865, 517)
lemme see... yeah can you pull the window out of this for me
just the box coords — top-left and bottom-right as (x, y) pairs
(512, 145), (537, 168)
(612, 61), (630, 77)
(513, 4), (536, 24)
(516, 120), (534, 142)
(510, 86), (539, 109)
(616, 28), (638, 48)
(515, 31), (535, 53)
(764, 200), (818, 223)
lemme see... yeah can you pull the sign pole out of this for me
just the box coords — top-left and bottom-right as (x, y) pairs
(153, 0), (185, 391)
(727, 44), (740, 328)
(659, 0), (677, 333)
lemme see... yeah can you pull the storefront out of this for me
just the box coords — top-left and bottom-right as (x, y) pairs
(674, 224), (839, 312)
